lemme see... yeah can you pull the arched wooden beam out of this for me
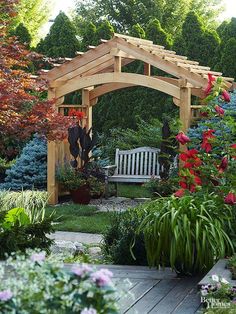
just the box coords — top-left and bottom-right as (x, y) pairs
(89, 83), (135, 101)
(89, 77), (205, 101)
(55, 72), (181, 99)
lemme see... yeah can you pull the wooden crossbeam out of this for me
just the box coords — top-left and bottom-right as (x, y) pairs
(164, 56), (199, 65)
(44, 39), (117, 81)
(191, 69), (223, 76)
(50, 54), (113, 87)
(115, 37), (207, 87)
(177, 63), (210, 71)
(113, 33), (153, 45)
(202, 74), (234, 82)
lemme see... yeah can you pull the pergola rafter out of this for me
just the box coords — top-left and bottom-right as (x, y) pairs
(42, 33), (234, 204)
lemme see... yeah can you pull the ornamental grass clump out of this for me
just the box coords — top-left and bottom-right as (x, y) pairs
(137, 194), (234, 275)
(0, 251), (119, 314)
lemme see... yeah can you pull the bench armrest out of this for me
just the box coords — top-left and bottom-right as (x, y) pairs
(103, 165), (117, 170)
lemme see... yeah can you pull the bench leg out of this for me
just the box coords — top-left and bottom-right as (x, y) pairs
(115, 182), (118, 197)
(104, 171), (109, 199)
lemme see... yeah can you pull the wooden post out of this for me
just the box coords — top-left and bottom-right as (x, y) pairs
(179, 86), (191, 133)
(82, 88), (93, 130)
(144, 62), (151, 76)
(47, 88), (59, 205)
(114, 56), (121, 72)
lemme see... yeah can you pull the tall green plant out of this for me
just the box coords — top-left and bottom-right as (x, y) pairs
(0, 190), (48, 223)
(137, 194), (234, 275)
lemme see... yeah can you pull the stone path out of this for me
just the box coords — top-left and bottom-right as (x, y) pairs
(90, 196), (150, 212)
(49, 231), (102, 244)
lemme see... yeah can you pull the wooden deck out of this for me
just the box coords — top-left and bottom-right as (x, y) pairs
(96, 265), (202, 314)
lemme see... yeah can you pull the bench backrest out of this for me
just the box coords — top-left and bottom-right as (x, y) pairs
(114, 147), (160, 176)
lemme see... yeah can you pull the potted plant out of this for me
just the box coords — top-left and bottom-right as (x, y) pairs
(56, 164), (91, 204)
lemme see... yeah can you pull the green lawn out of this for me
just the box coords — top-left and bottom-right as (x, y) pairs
(46, 204), (113, 234)
(113, 183), (152, 198)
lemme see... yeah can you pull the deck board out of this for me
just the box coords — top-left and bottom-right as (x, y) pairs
(65, 264), (202, 313)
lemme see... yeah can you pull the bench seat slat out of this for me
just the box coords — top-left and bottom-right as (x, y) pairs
(108, 175), (159, 183)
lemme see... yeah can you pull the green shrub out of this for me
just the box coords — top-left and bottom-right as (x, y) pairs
(0, 207), (54, 259)
(0, 190), (48, 223)
(144, 178), (177, 197)
(0, 158), (15, 183)
(102, 208), (148, 265)
(1, 136), (47, 191)
(0, 251), (119, 313)
(137, 194), (234, 275)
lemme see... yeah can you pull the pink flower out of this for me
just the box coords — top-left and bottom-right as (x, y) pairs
(221, 90), (230, 102)
(224, 192), (236, 205)
(204, 73), (215, 95)
(0, 289), (13, 301)
(30, 252), (46, 263)
(176, 132), (190, 145)
(91, 269), (113, 287)
(71, 264), (92, 277)
(174, 189), (185, 198)
(215, 105), (224, 116)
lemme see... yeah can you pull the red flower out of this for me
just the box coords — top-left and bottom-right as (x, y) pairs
(201, 130), (215, 153)
(180, 149), (202, 169)
(174, 189), (185, 198)
(231, 144), (236, 149)
(200, 112), (209, 118)
(224, 192), (236, 205)
(68, 109), (85, 121)
(215, 105), (224, 116)
(221, 90), (230, 102)
(218, 156), (228, 173)
(176, 132), (190, 145)
(204, 73), (216, 95)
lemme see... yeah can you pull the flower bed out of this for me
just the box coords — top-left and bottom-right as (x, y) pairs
(0, 251), (119, 314)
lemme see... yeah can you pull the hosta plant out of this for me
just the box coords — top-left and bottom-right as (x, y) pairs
(0, 251), (119, 314)
(137, 194), (234, 275)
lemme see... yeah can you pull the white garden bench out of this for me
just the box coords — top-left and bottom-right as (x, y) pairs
(103, 147), (160, 196)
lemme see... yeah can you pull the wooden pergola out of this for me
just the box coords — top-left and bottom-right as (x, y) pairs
(42, 33), (234, 204)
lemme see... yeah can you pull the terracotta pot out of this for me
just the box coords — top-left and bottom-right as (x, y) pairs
(70, 185), (91, 204)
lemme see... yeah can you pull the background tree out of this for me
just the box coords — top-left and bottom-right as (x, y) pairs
(36, 12), (80, 58)
(0, 0), (71, 158)
(130, 23), (146, 39)
(220, 38), (236, 78)
(11, 23), (31, 46)
(146, 19), (172, 48)
(176, 12), (220, 68)
(216, 18), (236, 77)
(1, 136), (47, 190)
(13, 0), (52, 47)
(96, 20), (114, 43)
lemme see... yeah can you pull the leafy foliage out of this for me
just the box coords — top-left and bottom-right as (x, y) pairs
(11, 22), (31, 46)
(12, 0), (52, 46)
(0, 190), (48, 223)
(137, 194), (234, 275)
(1, 136), (47, 191)
(175, 12), (220, 68)
(0, 251), (119, 313)
(36, 12), (80, 57)
(146, 19), (172, 48)
(0, 0), (72, 157)
(0, 208), (54, 259)
(102, 208), (148, 265)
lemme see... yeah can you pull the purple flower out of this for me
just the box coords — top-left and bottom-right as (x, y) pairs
(0, 289), (13, 301)
(91, 268), (113, 287)
(71, 264), (92, 277)
(30, 252), (46, 263)
(81, 308), (97, 314)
